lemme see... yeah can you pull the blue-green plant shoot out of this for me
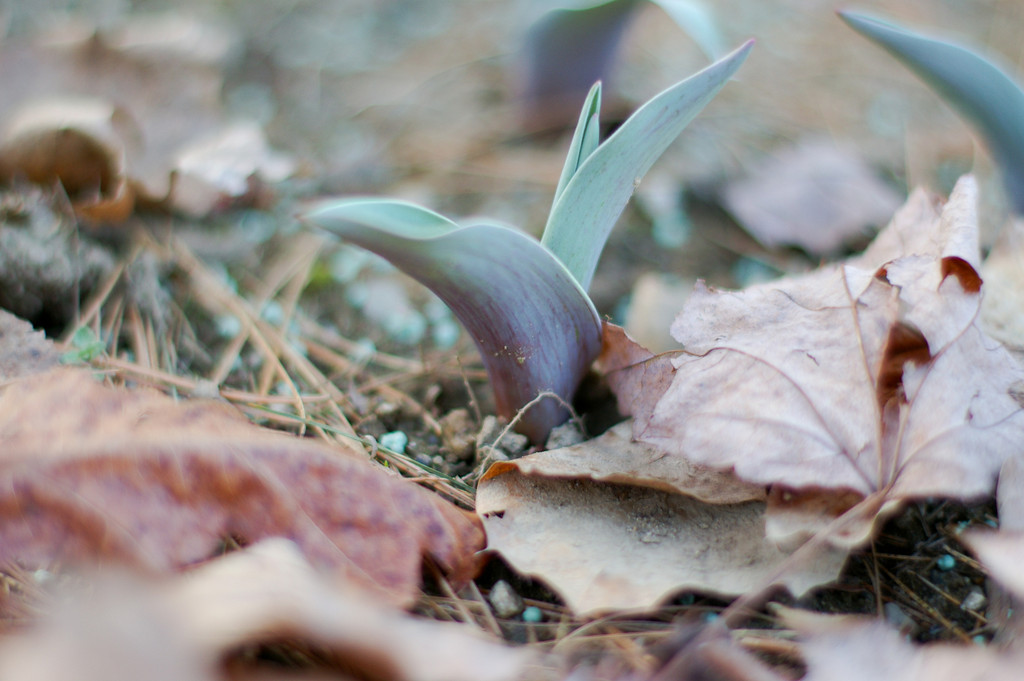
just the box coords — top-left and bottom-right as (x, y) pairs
(841, 10), (1024, 214)
(304, 42), (752, 445)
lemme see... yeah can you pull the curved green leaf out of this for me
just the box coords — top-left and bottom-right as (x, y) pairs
(542, 40), (753, 291)
(840, 11), (1024, 214)
(303, 199), (602, 445)
(553, 81), (603, 206)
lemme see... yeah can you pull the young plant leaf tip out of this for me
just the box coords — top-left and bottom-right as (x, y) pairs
(542, 40), (753, 291)
(840, 10), (1024, 214)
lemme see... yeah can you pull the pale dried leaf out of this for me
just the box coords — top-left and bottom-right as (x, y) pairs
(171, 122), (296, 217)
(996, 452), (1024, 530)
(785, 609), (1024, 681)
(722, 138), (902, 255)
(964, 529), (1024, 601)
(488, 421), (765, 505)
(0, 540), (531, 681)
(0, 18), (288, 218)
(980, 219), (1024, 351)
(0, 97), (136, 222)
(476, 424), (843, 615)
(634, 176), (1024, 504)
(0, 369), (483, 607)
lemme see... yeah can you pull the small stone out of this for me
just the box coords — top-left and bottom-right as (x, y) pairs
(487, 580), (524, 618)
(521, 606), (543, 623)
(375, 401), (401, 418)
(545, 420), (585, 450)
(440, 408), (476, 461)
(961, 587), (987, 612)
(379, 431), (408, 455)
(476, 415), (528, 462)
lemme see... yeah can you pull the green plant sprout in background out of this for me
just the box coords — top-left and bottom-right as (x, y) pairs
(841, 10), (1024, 215)
(303, 41), (752, 445)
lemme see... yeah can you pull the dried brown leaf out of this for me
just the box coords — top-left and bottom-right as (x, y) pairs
(630, 177), (1024, 505)
(0, 539), (530, 681)
(0, 369), (483, 607)
(0, 17), (291, 220)
(476, 423), (844, 615)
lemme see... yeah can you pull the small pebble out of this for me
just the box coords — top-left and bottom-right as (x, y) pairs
(545, 420), (586, 450)
(215, 314), (242, 338)
(522, 606), (543, 623)
(431, 318), (460, 349)
(380, 431), (408, 455)
(260, 300), (284, 326)
(351, 338), (376, 363)
(487, 580), (524, 618)
(476, 415), (528, 461)
(961, 587), (987, 612)
(936, 554), (956, 571)
(440, 409), (476, 461)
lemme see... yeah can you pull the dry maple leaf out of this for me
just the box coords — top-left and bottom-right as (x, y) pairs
(0, 368), (483, 607)
(610, 176), (1024, 547)
(0, 539), (530, 681)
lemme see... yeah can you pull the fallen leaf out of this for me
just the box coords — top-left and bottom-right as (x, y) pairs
(629, 176), (1024, 518)
(784, 608), (1024, 681)
(476, 422), (844, 615)
(721, 138), (903, 255)
(0, 539), (531, 681)
(0, 15), (293, 220)
(0, 97), (136, 222)
(0, 369), (483, 608)
(170, 121), (297, 217)
(960, 453), (1024, 646)
(980, 220), (1024, 351)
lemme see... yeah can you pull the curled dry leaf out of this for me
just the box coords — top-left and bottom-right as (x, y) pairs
(613, 176), (1024, 552)
(0, 16), (293, 221)
(0, 98), (136, 222)
(0, 369), (483, 608)
(0, 539), (531, 681)
(476, 422), (845, 615)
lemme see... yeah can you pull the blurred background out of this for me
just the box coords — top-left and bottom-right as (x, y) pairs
(0, 0), (1019, 347)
